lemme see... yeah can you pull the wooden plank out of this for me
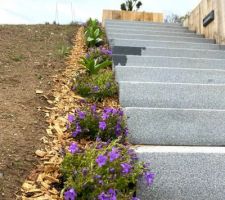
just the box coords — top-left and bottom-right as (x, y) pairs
(183, 0), (225, 44)
(102, 9), (163, 26)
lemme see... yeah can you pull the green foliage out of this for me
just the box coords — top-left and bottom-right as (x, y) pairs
(121, 0), (142, 11)
(73, 70), (117, 102)
(61, 139), (147, 199)
(57, 44), (71, 57)
(67, 105), (127, 141)
(11, 54), (24, 62)
(79, 56), (112, 75)
(84, 18), (103, 47)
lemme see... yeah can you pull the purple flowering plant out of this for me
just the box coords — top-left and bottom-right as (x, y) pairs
(73, 70), (117, 101)
(67, 106), (127, 141)
(61, 139), (154, 199)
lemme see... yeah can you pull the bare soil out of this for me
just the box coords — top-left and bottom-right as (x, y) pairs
(0, 24), (78, 200)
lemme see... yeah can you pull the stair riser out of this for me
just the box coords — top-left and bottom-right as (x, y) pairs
(120, 82), (225, 109)
(125, 108), (225, 145)
(113, 55), (225, 69)
(136, 147), (225, 200)
(112, 46), (225, 59)
(108, 33), (214, 43)
(106, 28), (201, 37)
(116, 67), (225, 84)
(109, 39), (224, 50)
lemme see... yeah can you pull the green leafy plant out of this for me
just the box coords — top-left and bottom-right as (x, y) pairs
(67, 105), (125, 141)
(121, 0), (142, 11)
(85, 18), (103, 47)
(79, 56), (112, 75)
(58, 44), (71, 57)
(61, 139), (154, 200)
(73, 70), (117, 101)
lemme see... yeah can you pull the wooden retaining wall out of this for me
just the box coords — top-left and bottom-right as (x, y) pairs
(102, 10), (163, 26)
(183, 0), (225, 44)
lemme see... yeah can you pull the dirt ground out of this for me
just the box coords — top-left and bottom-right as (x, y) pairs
(0, 24), (78, 200)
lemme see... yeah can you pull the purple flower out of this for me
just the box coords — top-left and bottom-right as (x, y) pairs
(104, 108), (113, 114)
(108, 148), (120, 162)
(78, 111), (86, 119)
(144, 172), (155, 186)
(72, 123), (82, 137)
(99, 121), (107, 130)
(115, 123), (121, 136)
(94, 174), (102, 179)
(98, 189), (116, 200)
(102, 113), (109, 120)
(68, 114), (75, 123)
(93, 86), (99, 92)
(101, 48), (112, 55)
(68, 142), (79, 154)
(109, 168), (115, 173)
(118, 109), (124, 116)
(64, 188), (77, 200)
(125, 128), (129, 136)
(82, 168), (88, 176)
(132, 198), (140, 200)
(91, 104), (97, 112)
(121, 163), (132, 174)
(86, 53), (90, 58)
(96, 155), (107, 167)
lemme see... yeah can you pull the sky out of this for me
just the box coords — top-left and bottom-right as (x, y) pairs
(0, 0), (201, 24)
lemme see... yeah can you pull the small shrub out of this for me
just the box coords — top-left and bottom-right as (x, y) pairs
(79, 56), (112, 75)
(62, 139), (154, 200)
(67, 105), (127, 141)
(11, 54), (24, 62)
(84, 18), (103, 47)
(58, 44), (71, 57)
(121, 0), (143, 11)
(73, 70), (117, 101)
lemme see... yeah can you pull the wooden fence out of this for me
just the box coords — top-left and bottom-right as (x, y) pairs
(102, 10), (163, 26)
(183, 0), (225, 44)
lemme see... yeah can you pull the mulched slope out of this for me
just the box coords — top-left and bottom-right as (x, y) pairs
(0, 24), (78, 200)
(20, 26), (119, 200)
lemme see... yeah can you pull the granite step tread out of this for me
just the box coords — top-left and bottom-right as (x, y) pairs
(112, 55), (225, 69)
(135, 145), (225, 200)
(115, 66), (225, 84)
(119, 81), (225, 109)
(106, 28), (202, 37)
(105, 19), (183, 27)
(125, 107), (225, 146)
(109, 38), (225, 50)
(112, 46), (225, 59)
(107, 33), (215, 43)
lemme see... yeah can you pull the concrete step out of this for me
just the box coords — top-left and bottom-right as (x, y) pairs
(109, 39), (225, 50)
(105, 20), (183, 27)
(125, 107), (225, 146)
(106, 28), (200, 37)
(112, 55), (225, 69)
(105, 20), (184, 29)
(119, 82), (225, 109)
(107, 33), (215, 44)
(136, 146), (225, 200)
(112, 46), (225, 59)
(115, 66), (225, 84)
(106, 25), (194, 33)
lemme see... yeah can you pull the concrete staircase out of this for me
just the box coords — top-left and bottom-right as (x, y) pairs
(105, 19), (225, 200)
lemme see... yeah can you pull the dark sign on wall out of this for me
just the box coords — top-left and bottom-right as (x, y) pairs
(203, 10), (215, 27)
